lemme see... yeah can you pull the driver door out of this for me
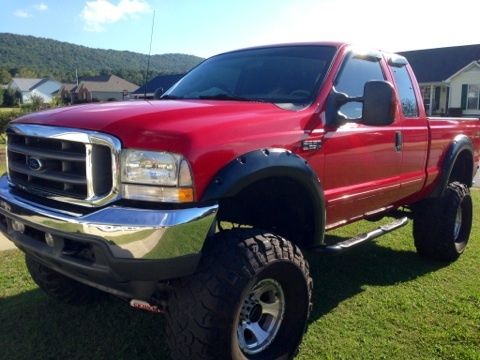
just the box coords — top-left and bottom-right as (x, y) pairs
(321, 54), (403, 227)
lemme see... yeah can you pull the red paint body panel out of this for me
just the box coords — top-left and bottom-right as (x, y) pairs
(12, 42), (480, 231)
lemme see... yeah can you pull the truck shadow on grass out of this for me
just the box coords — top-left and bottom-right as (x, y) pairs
(0, 242), (446, 359)
(0, 288), (170, 359)
(306, 236), (447, 322)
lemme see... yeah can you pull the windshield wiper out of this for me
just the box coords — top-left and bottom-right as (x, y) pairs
(160, 94), (184, 100)
(197, 94), (262, 102)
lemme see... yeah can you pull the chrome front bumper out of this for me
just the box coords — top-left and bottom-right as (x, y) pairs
(0, 175), (218, 260)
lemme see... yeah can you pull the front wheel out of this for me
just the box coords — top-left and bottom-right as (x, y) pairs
(166, 229), (312, 360)
(413, 182), (473, 261)
(26, 256), (103, 305)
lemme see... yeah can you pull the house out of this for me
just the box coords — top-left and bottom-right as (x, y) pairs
(132, 74), (185, 99)
(8, 77), (62, 104)
(60, 75), (139, 103)
(399, 44), (480, 116)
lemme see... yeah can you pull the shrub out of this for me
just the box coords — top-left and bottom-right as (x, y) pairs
(2, 88), (21, 107)
(0, 109), (23, 141)
(30, 94), (45, 111)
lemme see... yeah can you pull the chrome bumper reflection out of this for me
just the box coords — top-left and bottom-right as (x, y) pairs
(0, 176), (218, 260)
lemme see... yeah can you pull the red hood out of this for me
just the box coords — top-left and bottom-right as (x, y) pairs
(13, 100), (316, 198)
(14, 100), (311, 151)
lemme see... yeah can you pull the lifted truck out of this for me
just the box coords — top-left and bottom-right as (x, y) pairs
(1, 43), (479, 359)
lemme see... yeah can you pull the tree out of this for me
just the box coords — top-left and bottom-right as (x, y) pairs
(0, 33), (203, 85)
(16, 68), (38, 78)
(0, 69), (12, 84)
(3, 87), (21, 107)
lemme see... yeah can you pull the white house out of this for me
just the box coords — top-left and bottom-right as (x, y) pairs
(400, 44), (480, 117)
(8, 77), (62, 104)
(446, 61), (480, 117)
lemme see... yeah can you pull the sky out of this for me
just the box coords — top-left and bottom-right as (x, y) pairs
(0, 0), (479, 58)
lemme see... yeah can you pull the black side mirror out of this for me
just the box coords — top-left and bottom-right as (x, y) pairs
(325, 87), (356, 127)
(325, 80), (396, 127)
(361, 81), (395, 126)
(154, 88), (164, 99)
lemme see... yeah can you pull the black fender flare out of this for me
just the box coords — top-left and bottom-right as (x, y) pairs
(201, 148), (326, 245)
(431, 134), (475, 198)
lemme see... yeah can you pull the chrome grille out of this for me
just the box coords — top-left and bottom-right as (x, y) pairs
(6, 124), (121, 207)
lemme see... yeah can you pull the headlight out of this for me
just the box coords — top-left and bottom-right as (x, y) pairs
(121, 150), (193, 203)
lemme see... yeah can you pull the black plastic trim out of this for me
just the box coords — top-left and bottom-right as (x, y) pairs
(430, 134), (475, 197)
(201, 148), (326, 245)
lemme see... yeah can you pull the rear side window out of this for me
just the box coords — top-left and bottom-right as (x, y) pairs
(389, 65), (419, 117)
(335, 55), (385, 118)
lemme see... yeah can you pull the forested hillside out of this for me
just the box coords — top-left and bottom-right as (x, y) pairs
(0, 33), (203, 85)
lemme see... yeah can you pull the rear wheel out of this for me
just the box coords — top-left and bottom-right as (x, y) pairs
(413, 182), (473, 261)
(165, 229), (312, 360)
(26, 256), (102, 305)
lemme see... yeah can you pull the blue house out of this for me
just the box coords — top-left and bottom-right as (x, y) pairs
(132, 74), (185, 99)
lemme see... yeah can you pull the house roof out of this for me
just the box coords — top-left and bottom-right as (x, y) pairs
(78, 74), (138, 93)
(445, 61), (480, 82)
(78, 75), (111, 82)
(399, 44), (480, 83)
(61, 83), (77, 92)
(134, 74), (185, 95)
(10, 78), (44, 91)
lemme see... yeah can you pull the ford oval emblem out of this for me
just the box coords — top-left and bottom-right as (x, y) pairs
(27, 157), (43, 171)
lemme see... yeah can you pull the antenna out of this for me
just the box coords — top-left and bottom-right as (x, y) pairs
(143, 9), (156, 99)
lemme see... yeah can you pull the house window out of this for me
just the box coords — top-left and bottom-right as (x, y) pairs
(420, 86), (431, 113)
(466, 84), (480, 110)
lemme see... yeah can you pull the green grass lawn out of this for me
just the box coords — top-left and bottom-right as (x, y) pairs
(0, 107), (19, 113)
(0, 191), (479, 359)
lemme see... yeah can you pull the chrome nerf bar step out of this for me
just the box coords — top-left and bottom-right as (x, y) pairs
(312, 217), (409, 254)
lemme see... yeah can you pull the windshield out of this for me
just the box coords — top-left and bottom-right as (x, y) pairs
(163, 45), (337, 109)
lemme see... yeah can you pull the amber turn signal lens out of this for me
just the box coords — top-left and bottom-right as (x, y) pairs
(178, 188), (194, 203)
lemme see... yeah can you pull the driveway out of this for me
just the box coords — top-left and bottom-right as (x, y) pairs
(0, 233), (15, 251)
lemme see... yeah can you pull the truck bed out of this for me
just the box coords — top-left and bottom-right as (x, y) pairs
(424, 117), (480, 193)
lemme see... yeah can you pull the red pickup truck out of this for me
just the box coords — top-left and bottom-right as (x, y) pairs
(1, 42), (479, 359)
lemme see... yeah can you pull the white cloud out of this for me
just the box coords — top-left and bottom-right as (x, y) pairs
(14, 9), (31, 18)
(34, 3), (48, 11)
(81, 0), (151, 32)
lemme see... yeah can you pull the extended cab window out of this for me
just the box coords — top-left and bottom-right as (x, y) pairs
(389, 65), (419, 117)
(163, 46), (337, 110)
(335, 55), (385, 118)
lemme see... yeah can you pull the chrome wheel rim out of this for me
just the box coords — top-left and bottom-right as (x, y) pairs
(237, 279), (285, 355)
(453, 206), (463, 242)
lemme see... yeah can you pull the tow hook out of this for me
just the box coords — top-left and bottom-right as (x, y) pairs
(130, 299), (164, 314)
